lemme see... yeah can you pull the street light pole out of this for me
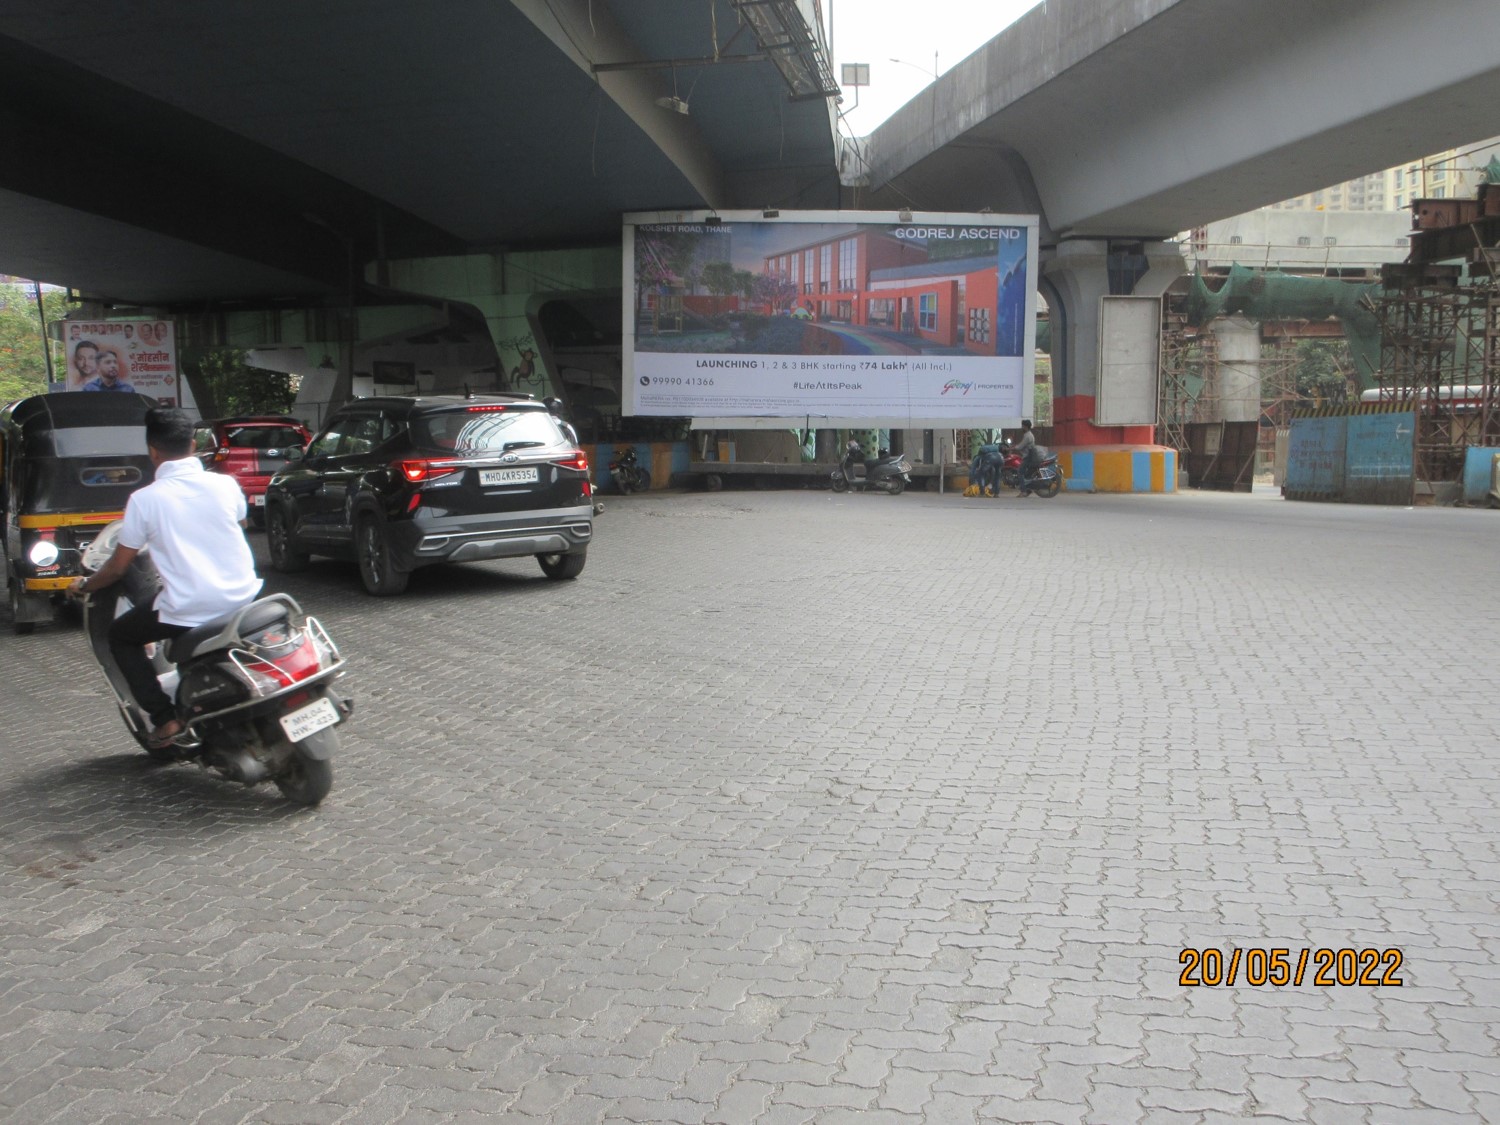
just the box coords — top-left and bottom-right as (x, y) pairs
(31, 280), (55, 387)
(887, 52), (938, 84)
(887, 53), (939, 132)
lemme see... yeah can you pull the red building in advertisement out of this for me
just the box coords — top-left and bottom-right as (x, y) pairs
(760, 228), (1002, 355)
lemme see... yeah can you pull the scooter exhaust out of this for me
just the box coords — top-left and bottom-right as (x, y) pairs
(214, 749), (267, 786)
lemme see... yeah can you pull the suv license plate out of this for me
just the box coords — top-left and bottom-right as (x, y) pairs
(279, 696), (340, 742)
(480, 467), (539, 486)
(251, 494), (265, 506)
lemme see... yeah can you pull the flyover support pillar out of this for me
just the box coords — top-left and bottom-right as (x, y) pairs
(1038, 238), (1184, 492)
(1211, 316), (1263, 422)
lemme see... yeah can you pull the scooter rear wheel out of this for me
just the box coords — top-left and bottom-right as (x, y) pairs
(1036, 475), (1062, 499)
(886, 477), (906, 496)
(275, 744), (334, 805)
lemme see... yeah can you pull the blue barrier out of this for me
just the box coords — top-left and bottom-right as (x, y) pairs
(1463, 447), (1500, 505)
(1344, 413), (1414, 505)
(1285, 417), (1346, 497)
(1285, 411), (1414, 504)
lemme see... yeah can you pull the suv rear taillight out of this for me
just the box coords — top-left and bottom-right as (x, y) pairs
(396, 459), (463, 484)
(213, 449), (230, 463)
(554, 451), (591, 496)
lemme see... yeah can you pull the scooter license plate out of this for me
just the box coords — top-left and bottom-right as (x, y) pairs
(279, 696), (340, 743)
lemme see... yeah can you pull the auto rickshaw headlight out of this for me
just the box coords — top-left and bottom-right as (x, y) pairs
(28, 540), (59, 567)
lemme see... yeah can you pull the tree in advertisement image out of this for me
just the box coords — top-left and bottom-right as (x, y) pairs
(624, 211), (1038, 425)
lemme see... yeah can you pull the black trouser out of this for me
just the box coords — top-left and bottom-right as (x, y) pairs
(108, 599), (190, 727)
(1021, 447), (1041, 489)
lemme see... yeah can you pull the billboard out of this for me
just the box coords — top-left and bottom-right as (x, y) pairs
(61, 320), (178, 404)
(623, 210), (1038, 427)
(1094, 296), (1161, 426)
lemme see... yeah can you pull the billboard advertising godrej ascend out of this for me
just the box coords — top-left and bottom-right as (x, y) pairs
(623, 210), (1038, 427)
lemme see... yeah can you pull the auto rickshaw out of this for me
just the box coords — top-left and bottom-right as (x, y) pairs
(1, 392), (158, 634)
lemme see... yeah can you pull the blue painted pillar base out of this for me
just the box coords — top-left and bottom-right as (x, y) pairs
(1056, 446), (1177, 493)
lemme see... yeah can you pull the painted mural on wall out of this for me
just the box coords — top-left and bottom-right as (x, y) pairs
(495, 334), (544, 394)
(622, 210), (1039, 425)
(61, 320), (178, 404)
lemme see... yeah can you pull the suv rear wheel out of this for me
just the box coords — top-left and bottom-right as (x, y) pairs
(357, 513), (410, 596)
(537, 550), (586, 580)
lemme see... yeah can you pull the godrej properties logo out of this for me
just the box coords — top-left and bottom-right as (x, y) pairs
(941, 380), (975, 395)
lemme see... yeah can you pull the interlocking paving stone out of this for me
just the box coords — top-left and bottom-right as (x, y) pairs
(2, 487), (1499, 1122)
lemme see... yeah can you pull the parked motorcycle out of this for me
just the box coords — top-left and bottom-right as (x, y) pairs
(80, 521), (351, 805)
(1003, 447), (1065, 498)
(831, 441), (912, 495)
(609, 446), (650, 494)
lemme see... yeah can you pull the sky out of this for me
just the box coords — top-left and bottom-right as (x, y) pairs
(826, 0), (1043, 135)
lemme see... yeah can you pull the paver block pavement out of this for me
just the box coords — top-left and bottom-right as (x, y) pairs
(2, 488), (1498, 1121)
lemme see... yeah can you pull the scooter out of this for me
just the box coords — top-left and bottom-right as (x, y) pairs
(608, 446), (650, 494)
(80, 521), (351, 805)
(830, 441), (912, 495)
(1004, 447), (1065, 498)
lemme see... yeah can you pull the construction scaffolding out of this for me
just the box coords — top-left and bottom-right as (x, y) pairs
(1368, 251), (1500, 482)
(1157, 304), (1212, 454)
(1157, 300), (1307, 460)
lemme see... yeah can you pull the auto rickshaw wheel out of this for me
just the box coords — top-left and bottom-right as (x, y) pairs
(8, 578), (34, 635)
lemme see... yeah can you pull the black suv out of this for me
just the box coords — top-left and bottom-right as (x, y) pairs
(264, 395), (593, 595)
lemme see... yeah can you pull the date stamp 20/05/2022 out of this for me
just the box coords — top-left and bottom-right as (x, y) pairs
(1179, 947), (1404, 987)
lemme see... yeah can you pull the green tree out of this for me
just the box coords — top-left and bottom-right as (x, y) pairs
(0, 281), (74, 403)
(184, 349), (296, 418)
(1292, 339), (1351, 405)
(699, 260), (737, 298)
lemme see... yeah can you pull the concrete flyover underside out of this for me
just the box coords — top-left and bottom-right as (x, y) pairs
(854, 0), (1500, 241)
(0, 0), (839, 306)
(2, 488), (1497, 1120)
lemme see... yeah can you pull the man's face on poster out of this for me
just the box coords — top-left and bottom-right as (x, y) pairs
(74, 344), (98, 380)
(96, 351), (121, 385)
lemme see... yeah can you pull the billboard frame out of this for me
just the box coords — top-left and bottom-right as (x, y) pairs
(622, 209), (1039, 430)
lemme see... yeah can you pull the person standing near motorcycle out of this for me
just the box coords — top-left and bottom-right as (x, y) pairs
(68, 408), (262, 749)
(1013, 419), (1041, 497)
(968, 439), (1005, 497)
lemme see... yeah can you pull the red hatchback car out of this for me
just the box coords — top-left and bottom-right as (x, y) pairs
(194, 415), (313, 525)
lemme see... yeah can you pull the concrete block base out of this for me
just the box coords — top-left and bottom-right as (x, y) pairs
(1056, 445), (1178, 493)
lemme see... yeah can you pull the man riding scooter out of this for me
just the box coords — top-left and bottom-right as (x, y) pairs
(69, 408), (262, 751)
(1012, 419), (1042, 496)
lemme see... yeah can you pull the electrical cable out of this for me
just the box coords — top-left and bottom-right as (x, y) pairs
(541, 0), (595, 67)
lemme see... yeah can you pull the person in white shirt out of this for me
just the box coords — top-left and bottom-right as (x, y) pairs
(70, 408), (262, 749)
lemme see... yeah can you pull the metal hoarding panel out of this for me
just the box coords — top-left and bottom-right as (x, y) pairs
(1344, 412), (1414, 505)
(1094, 295), (1161, 426)
(1284, 416), (1346, 498)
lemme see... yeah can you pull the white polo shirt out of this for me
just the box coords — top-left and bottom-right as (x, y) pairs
(119, 456), (263, 626)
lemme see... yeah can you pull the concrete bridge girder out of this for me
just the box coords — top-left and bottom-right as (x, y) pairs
(510, 0), (728, 209)
(862, 0), (1500, 241)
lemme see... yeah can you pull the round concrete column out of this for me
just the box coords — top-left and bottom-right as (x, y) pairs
(1212, 316), (1262, 423)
